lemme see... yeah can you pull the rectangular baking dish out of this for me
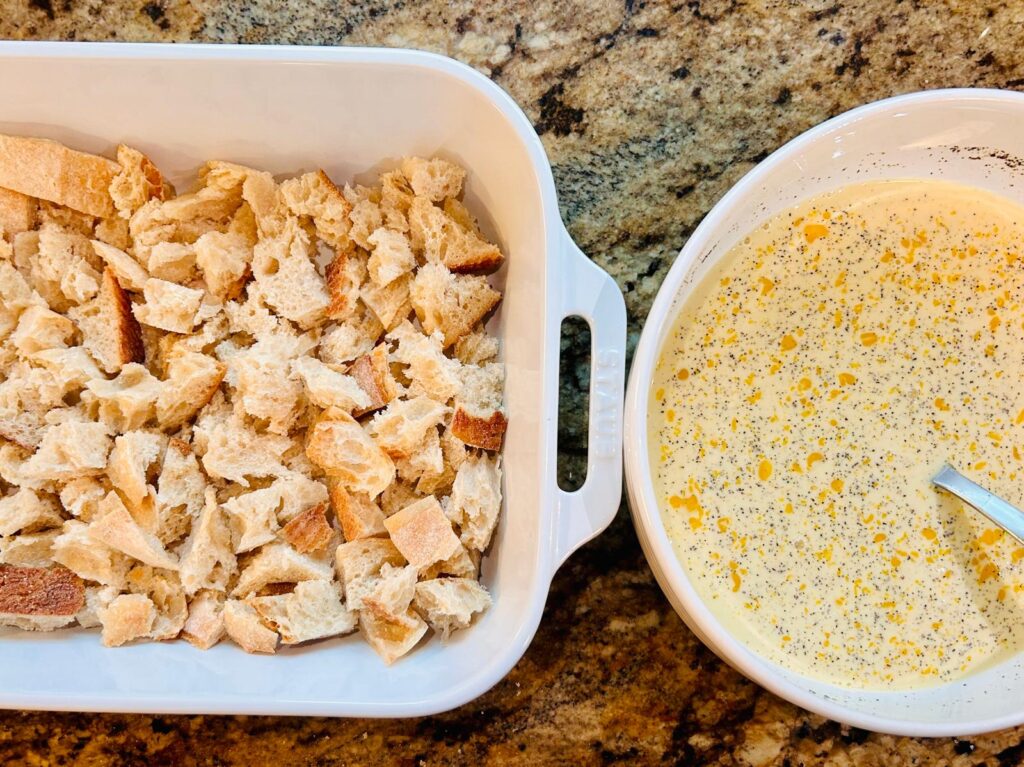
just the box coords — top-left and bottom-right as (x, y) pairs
(0, 42), (627, 716)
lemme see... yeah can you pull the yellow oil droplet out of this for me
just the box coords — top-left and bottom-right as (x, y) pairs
(781, 334), (797, 351)
(991, 315), (1002, 332)
(655, 388), (665, 400)
(874, 533), (887, 543)
(979, 528), (1004, 546)
(758, 276), (775, 295)
(860, 331), (878, 346)
(830, 478), (844, 492)
(790, 462), (803, 474)
(783, 502), (793, 514)
(807, 452), (824, 469)
(746, 391), (762, 405)
(676, 368), (689, 381)
(804, 223), (828, 243)
(757, 460), (773, 481)
(922, 528), (937, 541)
(1016, 409), (1024, 425)
(666, 409), (675, 422)
(838, 372), (856, 386)
(668, 495), (684, 509)
(798, 377), (812, 391)
(934, 397), (949, 411)
(717, 517), (731, 533)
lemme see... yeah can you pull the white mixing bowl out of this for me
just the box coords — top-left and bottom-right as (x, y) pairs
(625, 88), (1024, 737)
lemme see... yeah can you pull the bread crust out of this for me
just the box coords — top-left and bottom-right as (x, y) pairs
(0, 134), (118, 217)
(450, 407), (507, 451)
(0, 564), (85, 616)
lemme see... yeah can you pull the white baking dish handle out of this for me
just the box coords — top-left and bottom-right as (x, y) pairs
(554, 228), (627, 569)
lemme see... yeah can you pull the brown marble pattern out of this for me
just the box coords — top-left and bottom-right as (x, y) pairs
(4, 1), (1024, 764)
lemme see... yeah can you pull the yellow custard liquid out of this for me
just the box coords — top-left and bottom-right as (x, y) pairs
(650, 180), (1024, 690)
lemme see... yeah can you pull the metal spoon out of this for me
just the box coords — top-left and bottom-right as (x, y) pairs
(932, 464), (1024, 544)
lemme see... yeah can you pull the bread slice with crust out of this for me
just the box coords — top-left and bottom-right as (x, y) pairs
(68, 267), (145, 374)
(156, 351), (226, 431)
(0, 134), (118, 218)
(407, 195), (503, 274)
(0, 564), (84, 632)
(450, 362), (506, 451)
(334, 538), (405, 611)
(106, 430), (165, 512)
(0, 186), (37, 237)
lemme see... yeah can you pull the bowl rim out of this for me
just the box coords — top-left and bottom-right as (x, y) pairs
(624, 86), (1024, 737)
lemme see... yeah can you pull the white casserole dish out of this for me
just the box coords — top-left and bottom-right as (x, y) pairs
(625, 89), (1024, 737)
(0, 42), (627, 717)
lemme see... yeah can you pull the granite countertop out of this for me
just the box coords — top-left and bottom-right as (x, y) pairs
(4, 1), (1024, 764)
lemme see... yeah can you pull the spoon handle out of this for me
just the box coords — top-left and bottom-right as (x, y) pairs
(932, 464), (1024, 545)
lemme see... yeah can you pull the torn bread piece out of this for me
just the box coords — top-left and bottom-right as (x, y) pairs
(408, 195), (503, 274)
(75, 583), (119, 629)
(21, 420), (111, 483)
(453, 328), (499, 366)
(0, 564), (83, 632)
(0, 487), (63, 537)
(9, 304), (75, 357)
(451, 362), (506, 451)
(327, 479), (386, 542)
(369, 396), (448, 459)
(146, 241), (196, 283)
(366, 227), (415, 288)
(0, 134), (118, 217)
(178, 488), (236, 596)
(360, 608), (428, 665)
(84, 362), (162, 433)
(0, 529), (60, 568)
(223, 598), (278, 654)
(229, 334), (307, 435)
(362, 562), (417, 620)
(68, 267), (144, 374)
(134, 278), (203, 334)
(248, 579), (356, 644)
(279, 170), (352, 249)
(387, 321), (462, 403)
(413, 577), (491, 639)
(232, 542), (333, 598)
(126, 564), (187, 640)
(199, 413), (291, 487)
(154, 439), (206, 544)
(334, 538), (405, 612)
(383, 496), (461, 570)
(348, 344), (397, 416)
(410, 262), (501, 348)
(324, 249), (366, 320)
(98, 593), (156, 647)
(109, 144), (170, 220)
(182, 589), (225, 650)
(90, 240), (149, 293)
(400, 157), (466, 202)
(446, 453), (502, 552)
(251, 217), (329, 328)
(194, 229), (252, 301)
(292, 356), (370, 413)
(361, 271), (412, 331)
(279, 502), (334, 554)
(306, 408), (394, 498)
(156, 351), (226, 430)
(51, 520), (130, 588)
(106, 430), (165, 511)
(88, 491), (179, 570)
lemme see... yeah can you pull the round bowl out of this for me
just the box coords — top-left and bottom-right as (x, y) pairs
(625, 88), (1024, 737)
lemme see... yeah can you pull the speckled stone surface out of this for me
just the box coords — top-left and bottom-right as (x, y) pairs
(4, 1), (1024, 764)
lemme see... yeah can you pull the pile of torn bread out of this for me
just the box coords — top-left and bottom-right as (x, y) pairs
(0, 134), (505, 663)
